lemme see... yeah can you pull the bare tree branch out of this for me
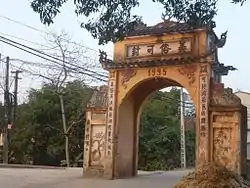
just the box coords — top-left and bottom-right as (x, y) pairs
(45, 124), (64, 135)
(66, 117), (84, 134)
(41, 30), (95, 167)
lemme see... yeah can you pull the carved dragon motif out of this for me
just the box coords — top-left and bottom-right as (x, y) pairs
(178, 65), (197, 85)
(120, 69), (137, 89)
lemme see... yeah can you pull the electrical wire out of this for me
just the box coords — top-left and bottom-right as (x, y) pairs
(0, 15), (196, 110)
(7, 61), (195, 110)
(0, 38), (108, 82)
(5, 57), (194, 107)
(9, 58), (104, 85)
(0, 35), (108, 79)
(0, 31), (59, 51)
(9, 63), (55, 81)
(0, 15), (113, 57)
(8, 61), (107, 97)
(11, 58), (69, 70)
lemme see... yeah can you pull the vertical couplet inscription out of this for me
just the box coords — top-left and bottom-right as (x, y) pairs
(199, 64), (210, 162)
(106, 71), (117, 157)
(84, 118), (91, 167)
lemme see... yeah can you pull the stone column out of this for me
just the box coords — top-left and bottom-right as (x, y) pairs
(196, 63), (211, 165)
(103, 70), (118, 179)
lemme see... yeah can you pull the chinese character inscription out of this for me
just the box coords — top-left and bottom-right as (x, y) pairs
(126, 39), (191, 58)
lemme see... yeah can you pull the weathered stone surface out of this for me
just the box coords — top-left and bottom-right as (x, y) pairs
(87, 85), (108, 108)
(211, 82), (241, 107)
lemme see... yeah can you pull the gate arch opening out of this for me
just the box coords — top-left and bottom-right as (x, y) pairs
(116, 77), (197, 178)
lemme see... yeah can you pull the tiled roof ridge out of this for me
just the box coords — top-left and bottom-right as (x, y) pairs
(235, 90), (250, 95)
(127, 20), (205, 37)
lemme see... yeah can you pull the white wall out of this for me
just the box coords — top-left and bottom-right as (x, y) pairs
(235, 91), (250, 159)
(235, 91), (250, 129)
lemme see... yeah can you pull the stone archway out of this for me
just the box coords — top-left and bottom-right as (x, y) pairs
(83, 21), (248, 180)
(103, 65), (211, 179)
(116, 76), (197, 178)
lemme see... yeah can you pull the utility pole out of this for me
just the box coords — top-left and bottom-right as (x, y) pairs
(180, 88), (186, 169)
(3, 56), (10, 164)
(11, 70), (22, 128)
(0, 53), (2, 149)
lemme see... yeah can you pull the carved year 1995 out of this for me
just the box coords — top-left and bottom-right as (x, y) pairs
(148, 67), (167, 77)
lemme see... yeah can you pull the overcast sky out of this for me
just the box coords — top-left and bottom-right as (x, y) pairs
(0, 0), (249, 103)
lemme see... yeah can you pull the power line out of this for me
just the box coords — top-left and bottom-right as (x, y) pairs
(0, 32), (58, 51)
(8, 60), (103, 88)
(9, 59), (103, 84)
(9, 63), (60, 81)
(0, 15), (113, 57)
(11, 59), (106, 79)
(0, 35), (108, 78)
(10, 58), (68, 70)
(10, 58), (107, 75)
(0, 37), (108, 82)
(12, 60), (193, 107)
(3, 58), (194, 113)
(0, 35), (108, 79)
(3, 60), (194, 110)
(0, 15), (47, 34)
(9, 60), (193, 108)
(8, 62), (106, 98)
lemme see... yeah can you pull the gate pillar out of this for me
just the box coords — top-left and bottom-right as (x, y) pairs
(209, 82), (247, 177)
(83, 86), (108, 178)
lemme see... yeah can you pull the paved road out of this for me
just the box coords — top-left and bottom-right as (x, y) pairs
(0, 168), (192, 188)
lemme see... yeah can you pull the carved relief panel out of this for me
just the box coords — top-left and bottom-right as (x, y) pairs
(89, 124), (106, 166)
(84, 110), (107, 169)
(211, 112), (240, 171)
(120, 69), (137, 89)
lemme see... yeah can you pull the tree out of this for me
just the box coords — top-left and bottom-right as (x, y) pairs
(30, 0), (246, 45)
(8, 31), (98, 166)
(8, 84), (196, 169)
(9, 80), (92, 166)
(40, 31), (95, 167)
(138, 88), (195, 171)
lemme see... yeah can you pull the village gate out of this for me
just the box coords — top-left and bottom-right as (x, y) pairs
(83, 21), (248, 179)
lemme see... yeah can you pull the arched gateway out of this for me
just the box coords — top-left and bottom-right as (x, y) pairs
(83, 21), (248, 179)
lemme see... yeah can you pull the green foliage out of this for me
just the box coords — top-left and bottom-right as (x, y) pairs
(232, 0), (247, 5)
(30, 0), (246, 45)
(9, 80), (92, 166)
(8, 83), (195, 170)
(154, 0), (217, 28)
(138, 88), (195, 171)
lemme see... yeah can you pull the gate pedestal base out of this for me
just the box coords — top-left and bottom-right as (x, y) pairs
(83, 167), (104, 178)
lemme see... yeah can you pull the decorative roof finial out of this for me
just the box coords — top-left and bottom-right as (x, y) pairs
(216, 30), (228, 48)
(99, 50), (108, 68)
